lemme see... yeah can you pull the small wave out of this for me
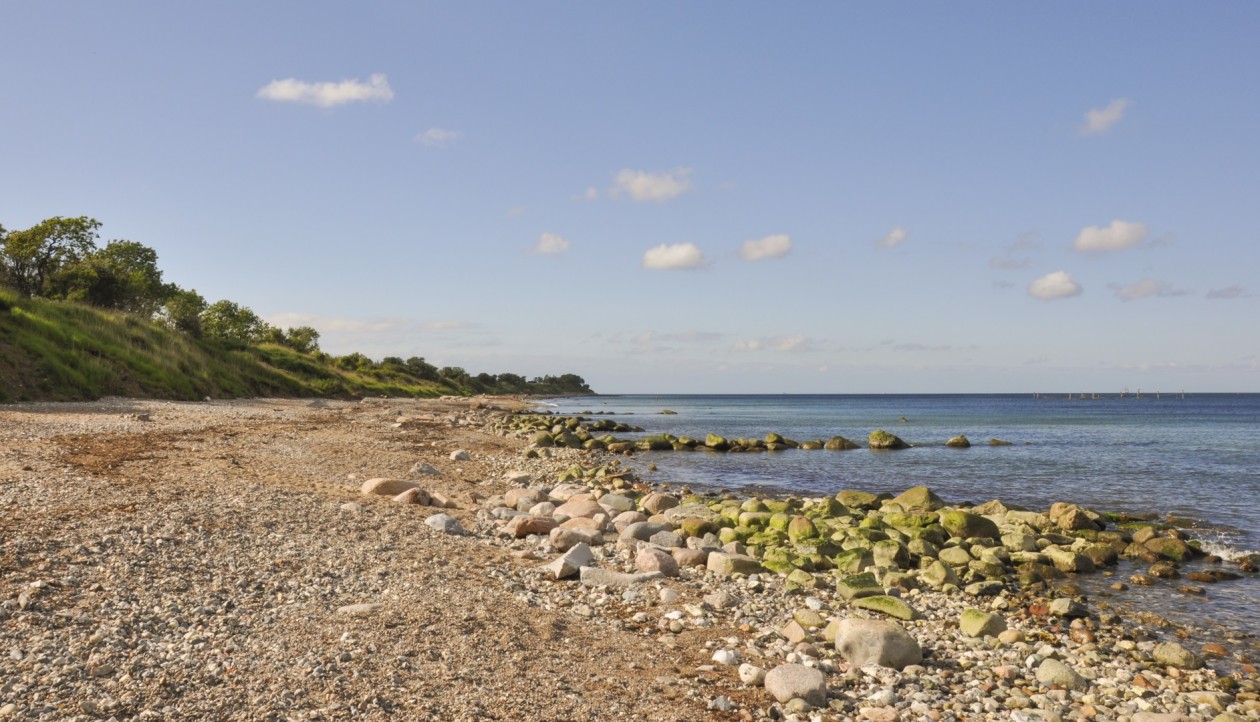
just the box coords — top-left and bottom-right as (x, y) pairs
(1195, 538), (1259, 562)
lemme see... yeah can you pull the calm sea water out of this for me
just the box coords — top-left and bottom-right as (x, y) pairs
(544, 393), (1260, 648)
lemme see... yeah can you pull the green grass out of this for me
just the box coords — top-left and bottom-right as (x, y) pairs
(0, 288), (462, 402)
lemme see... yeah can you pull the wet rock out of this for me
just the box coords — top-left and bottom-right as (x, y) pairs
(869, 429), (910, 451)
(1152, 641), (1203, 670)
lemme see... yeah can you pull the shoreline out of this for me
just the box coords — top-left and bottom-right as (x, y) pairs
(1, 397), (1256, 721)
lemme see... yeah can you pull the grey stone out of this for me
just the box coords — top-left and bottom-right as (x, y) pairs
(1152, 641), (1203, 670)
(423, 513), (463, 534)
(542, 543), (595, 580)
(578, 566), (663, 588)
(337, 602), (383, 616)
(834, 618), (922, 670)
(1035, 658), (1088, 690)
(764, 663), (827, 706)
(449, 449), (470, 461)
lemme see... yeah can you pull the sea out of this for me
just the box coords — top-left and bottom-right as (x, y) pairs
(541, 393), (1260, 659)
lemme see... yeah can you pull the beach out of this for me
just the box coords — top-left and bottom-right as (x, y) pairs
(1, 397), (1256, 721)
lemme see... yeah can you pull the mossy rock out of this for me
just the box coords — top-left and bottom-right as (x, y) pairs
(738, 511), (774, 528)
(746, 529), (788, 547)
(850, 594), (919, 621)
(764, 499), (797, 514)
(799, 440), (824, 450)
(836, 571), (882, 600)
(939, 510), (1001, 540)
(785, 568), (818, 591)
(960, 608), (1007, 638)
(868, 429), (910, 450)
(606, 442), (633, 453)
(945, 434), (971, 448)
(889, 486), (945, 512)
(1144, 537), (1195, 562)
(833, 548), (874, 574)
(740, 498), (769, 513)
(680, 518), (718, 538)
(765, 432), (785, 444)
(531, 430), (555, 447)
(872, 539), (910, 569)
(825, 436), (860, 451)
(705, 433), (730, 450)
(768, 512), (792, 532)
(787, 515), (820, 544)
(836, 490), (883, 509)
(583, 439), (606, 450)
(883, 511), (940, 529)
(807, 497), (849, 519)
(988, 438), (1013, 446)
(920, 559), (960, 589)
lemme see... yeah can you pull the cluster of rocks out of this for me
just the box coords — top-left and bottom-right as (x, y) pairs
(497, 413), (1018, 455)
(469, 443), (1258, 721)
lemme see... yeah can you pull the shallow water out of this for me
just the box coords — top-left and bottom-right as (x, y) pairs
(545, 393), (1260, 655)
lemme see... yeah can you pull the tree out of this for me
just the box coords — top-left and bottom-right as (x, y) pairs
(200, 300), (270, 344)
(51, 240), (169, 314)
(159, 286), (208, 337)
(284, 326), (320, 353)
(0, 216), (100, 297)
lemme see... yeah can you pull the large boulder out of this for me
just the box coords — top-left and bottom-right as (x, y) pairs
(707, 552), (763, 577)
(1144, 537), (1194, 562)
(938, 510), (1000, 540)
(360, 478), (418, 497)
(640, 492), (679, 515)
(837, 490), (883, 509)
(868, 429), (910, 450)
(889, 486), (945, 512)
(834, 618), (922, 670)
(945, 434), (971, 448)
(764, 664), (827, 707)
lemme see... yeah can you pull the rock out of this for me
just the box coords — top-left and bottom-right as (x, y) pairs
(712, 649), (740, 666)
(648, 530), (684, 548)
(850, 595), (918, 620)
(945, 434), (971, 448)
(578, 567), (662, 588)
(938, 509), (1000, 540)
(339, 502), (364, 513)
(1044, 546), (1093, 574)
(598, 493), (635, 513)
(738, 663), (767, 686)
(836, 572), (883, 600)
(705, 433), (730, 450)
(921, 560), (961, 589)
(504, 487), (547, 508)
(410, 461), (441, 475)
(707, 552), (763, 577)
(619, 521), (674, 543)
(640, 492), (679, 515)
(612, 510), (649, 531)
(837, 490), (882, 508)
(817, 435), (857, 452)
(360, 478), (418, 497)
(542, 543), (595, 580)
(337, 602), (384, 616)
(423, 513), (463, 534)
(635, 547), (680, 577)
(1036, 658), (1088, 690)
(672, 547), (709, 567)
(548, 483), (589, 503)
(1152, 641), (1203, 670)
(503, 469), (532, 485)
(550, 526), (603, 551)
(449, 449), (470, 461)
(393, 487), (432, 505)
(834, 618), (922, 670)
(1055, 505), (1100, 532)
(889, 485), (944, 511)
(764, 663), (827, 706)
(507, 515), (558, 538)
(959, 608), (1007, 638)
(779, 620), (809, 645)
(554, 497), (605, 519)
(1145, 537), (1195, 562)
(704, 591), (738, 609)
(1048, 598), (1088, 618)
(869, 429), (910, 450)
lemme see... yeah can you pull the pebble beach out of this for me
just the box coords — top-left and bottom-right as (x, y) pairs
(1, 397), (1256, 721)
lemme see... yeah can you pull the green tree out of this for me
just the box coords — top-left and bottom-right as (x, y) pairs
(159, 286), (208, 337)
(51, 240), (169, 314)
(0, 216), (101, 297)
(284, 326), (320, 353)
(200, 300), (270, 344)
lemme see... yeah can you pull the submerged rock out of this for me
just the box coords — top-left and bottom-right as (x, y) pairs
(868, 429), (910, 450)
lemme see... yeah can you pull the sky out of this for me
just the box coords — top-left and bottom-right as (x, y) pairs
(2, 2), (1258, 393)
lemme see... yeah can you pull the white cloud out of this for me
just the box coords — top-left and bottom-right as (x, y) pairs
(416, 128), (462, 147)
(610, 168), (693, 202)
(642, 243), (705, 270)
(531, 232), (571, 255)
(1207, 285), (1247, 300)
(1080, 98), (1132, 135)
(740, 234), (792, 261)
(1028, 271), (1083, 301)
(1073, 219), (1149, 254)
(877, 226), (908, 248)
(256, 73), (394, 108)
(1109, 279), (1189, 301)
(734, 335), (808, 353)
(583, 187), (599, 201)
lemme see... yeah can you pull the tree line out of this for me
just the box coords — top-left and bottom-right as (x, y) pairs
(0, 216), (591, 396)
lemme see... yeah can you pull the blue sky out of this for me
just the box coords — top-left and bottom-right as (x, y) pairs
(2, 2), (1258, 393)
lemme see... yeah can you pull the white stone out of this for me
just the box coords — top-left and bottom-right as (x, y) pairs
(738, 663), (767, 686)
(712, 649), (740, 666)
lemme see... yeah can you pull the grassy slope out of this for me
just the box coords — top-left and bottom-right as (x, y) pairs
(0, 288), (457, 403)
